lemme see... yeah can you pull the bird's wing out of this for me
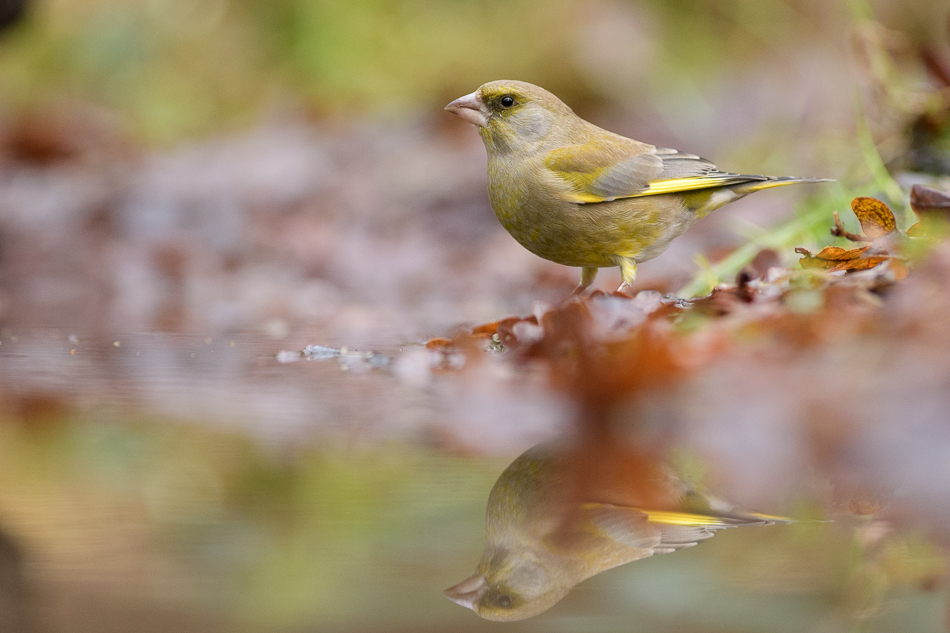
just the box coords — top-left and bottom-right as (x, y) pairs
(582, 503), (790, 554)
(544, 143), (769, 204)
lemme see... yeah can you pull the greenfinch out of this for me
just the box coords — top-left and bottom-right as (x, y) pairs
(444, 443), (789, 621)
(445, 81), (828, 293)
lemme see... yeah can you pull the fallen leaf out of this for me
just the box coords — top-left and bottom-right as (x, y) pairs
(798, 245), (870, 263)
(798, 197), (908, 275)
(910, 184), (950, 214)
(796, 245), (892, 274)
(471, 321), (501, 338)
(851, 197), (897, 239)
(908, 184), (950, 237)
(425, 337), (453, 350)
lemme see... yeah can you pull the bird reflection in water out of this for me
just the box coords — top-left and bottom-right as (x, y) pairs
(445, 442), (790, 621)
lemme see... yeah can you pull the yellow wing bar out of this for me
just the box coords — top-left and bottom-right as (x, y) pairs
(628, 176), (752, 197)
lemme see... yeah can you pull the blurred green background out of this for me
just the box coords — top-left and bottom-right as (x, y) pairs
(0, 0), (920, 143)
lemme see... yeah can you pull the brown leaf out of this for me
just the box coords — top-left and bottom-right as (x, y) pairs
(920, 45), (950, 88)
(798, 245), (869, 266)
(691, 285), (744, 314)
(848, 483), (893, 516)
(470, 321), (501, 338)
(910, 184), (950, 215)
(738, 248), (781, 282)
(828, 256), (891, 273)
(496, 316), (535, 347)
(808, 245), (870, 261)
(909, 185), (950, 238)
(796, 245), (897, 275)
(851, 197), (897, 240)
(425, 337), (453, 350)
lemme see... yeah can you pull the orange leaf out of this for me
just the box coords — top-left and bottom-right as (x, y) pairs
(797, 245), (870, 269)
(826, 256), (890, 273)
(812, 245), (871, 261)
(848, 483), (893, 516)
(471, 321), (501, 337)
(851, 197), (897, 239)
(425, 337), (453, 350)
(796, 243), (899, 275)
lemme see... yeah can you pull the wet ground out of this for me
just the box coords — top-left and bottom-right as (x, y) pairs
(0, 327), (947, 633)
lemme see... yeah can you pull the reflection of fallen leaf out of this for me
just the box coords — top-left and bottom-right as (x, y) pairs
(848, 484), (893, 516)
(834, 481), (894, 516)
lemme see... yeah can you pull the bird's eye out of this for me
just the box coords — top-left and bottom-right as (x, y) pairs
(500, 95), (515, 108)
(497, 595), (512, 608)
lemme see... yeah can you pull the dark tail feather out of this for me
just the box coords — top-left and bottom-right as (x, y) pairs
(734, 176), (834, 194)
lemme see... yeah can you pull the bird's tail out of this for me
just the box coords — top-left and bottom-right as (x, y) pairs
(732, 176), (834, 195)
(692, 176), (831, 218)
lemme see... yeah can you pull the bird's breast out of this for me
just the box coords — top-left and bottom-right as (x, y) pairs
(486, 158), (693, 268)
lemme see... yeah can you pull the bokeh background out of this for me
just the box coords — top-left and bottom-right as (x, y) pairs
(1, 0), (950, 631)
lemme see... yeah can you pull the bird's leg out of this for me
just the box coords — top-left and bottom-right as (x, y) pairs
(569, 266), (598, 296)
(616, 258), (637, 295)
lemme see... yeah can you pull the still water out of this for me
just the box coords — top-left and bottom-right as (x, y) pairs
(0, 329), (944, 632)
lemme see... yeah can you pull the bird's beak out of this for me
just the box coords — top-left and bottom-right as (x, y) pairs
(443, 573), (488, 611)
(445, 91), (488, 128)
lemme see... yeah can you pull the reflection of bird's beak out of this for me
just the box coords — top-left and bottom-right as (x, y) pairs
(443, 573), (488, 611)
(445, 92), (488, 128)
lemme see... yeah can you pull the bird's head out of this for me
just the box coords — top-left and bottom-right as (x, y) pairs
(443, 546), (573, 621)
(445, 80), (575, 154)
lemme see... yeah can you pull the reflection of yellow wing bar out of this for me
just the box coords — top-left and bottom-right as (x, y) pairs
(641, 510), (734, 527)
(745, 511), (794, 523)
(642, 509), (792, 527)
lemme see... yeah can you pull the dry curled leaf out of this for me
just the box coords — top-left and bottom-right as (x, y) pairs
(852, 196), (897, 239)
(796, 245), (890, 272)
(799, 197), (906, 277)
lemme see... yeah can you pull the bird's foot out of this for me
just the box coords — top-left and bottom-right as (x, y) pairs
(565, 266), (599, 301)
(616, 258), (637, 296)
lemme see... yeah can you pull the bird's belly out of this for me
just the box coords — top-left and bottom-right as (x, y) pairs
(490, 191), (694, 268)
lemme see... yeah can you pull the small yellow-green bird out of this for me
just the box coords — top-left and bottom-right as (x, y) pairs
(445, 81), (828, 294)
(444, 443), (790, 621)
